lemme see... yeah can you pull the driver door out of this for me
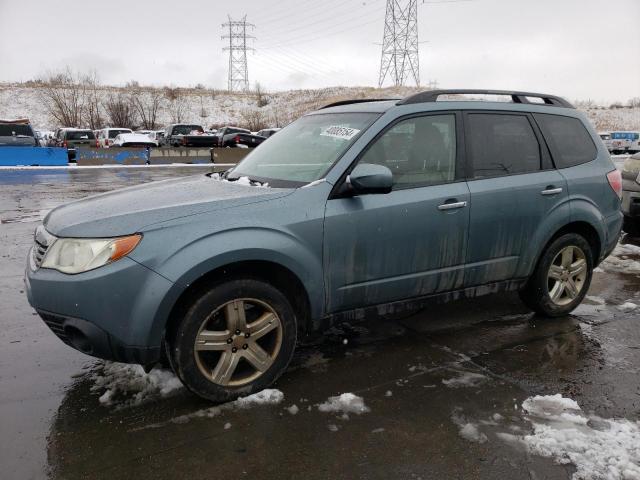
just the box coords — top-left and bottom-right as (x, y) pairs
(323, 112), (470, 313)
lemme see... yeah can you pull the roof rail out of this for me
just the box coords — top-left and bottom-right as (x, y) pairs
(320, 98), (401, 109)
(397, 89), (574, 108)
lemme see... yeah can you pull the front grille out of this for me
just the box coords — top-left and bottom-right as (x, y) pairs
(39, 312), (72, 346)
(32, 225), (55, 269)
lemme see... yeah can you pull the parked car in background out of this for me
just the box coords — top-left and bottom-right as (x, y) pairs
(0, 119), (38, 146)
(599, 132), (613, 152)
(97, 128), (133, 148)
(60, 128), (97, 160)
(216, 126), (266, 148)
(163, 124), (217, 147)
(610, 131), (640, 154)
(25, 89), (622, 402)
(257, 128), (281, 138)
(112, 133), (157, 148)
(621, 152), (640, 235)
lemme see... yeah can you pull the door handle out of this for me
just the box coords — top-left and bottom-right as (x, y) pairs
(437, 201), (467, 211)
(541, 187), (563, 196)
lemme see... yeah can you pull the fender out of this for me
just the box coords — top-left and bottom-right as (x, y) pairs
(142, 226), (324, 347)
(516, 198), (573, 278)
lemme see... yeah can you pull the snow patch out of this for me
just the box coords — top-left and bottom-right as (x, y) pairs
(507, 394), (640, 480)
(442, 371), (487, 388)
(287, 404), (299, 415)
(451, 409), (488, 444)
(91, 362), (183, 408)
(318, 393), (370, 415)
(617, 302), (638, 312)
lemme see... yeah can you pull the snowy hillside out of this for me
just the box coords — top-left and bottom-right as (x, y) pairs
(1, 82), (638, 132)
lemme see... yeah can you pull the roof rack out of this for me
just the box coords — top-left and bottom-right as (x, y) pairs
(320, 98), (401, 109)
(397, 89), (574, 108)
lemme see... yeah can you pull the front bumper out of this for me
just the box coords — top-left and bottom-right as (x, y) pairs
(25, 254), (174, 365)
(622, 189), (640, 217)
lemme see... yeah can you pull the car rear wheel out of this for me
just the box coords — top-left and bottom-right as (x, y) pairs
(519, 233), (593, 317)
(168, 278), (297, 403)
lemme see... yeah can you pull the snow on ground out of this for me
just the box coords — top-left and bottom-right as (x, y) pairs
(318, 393), (370, 415)
(91, 362), (183, 408)
(451, 408), (488, 444)
(507, 395), (640, 480)
(441, 371), (487, 388)
(618, 302), (638, 312)
(600, 243), (640, 275)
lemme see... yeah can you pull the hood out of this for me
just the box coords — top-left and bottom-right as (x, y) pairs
(44, 174), (294, 237)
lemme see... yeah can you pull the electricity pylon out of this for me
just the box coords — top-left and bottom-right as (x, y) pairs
(222, 15), (254, 92)
(378, 0), (420, 87)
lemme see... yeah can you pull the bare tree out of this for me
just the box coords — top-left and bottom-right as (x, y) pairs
(628, 97), (640, 108)
(164, 88), (187, 123)
(83, 71), (104, 129)
(130, 87), (164, 129)
(240, 108), (268, 131)
(255, 82), (269, 108)
(37, 67), (87, 127)
(105, 93), (137, 128)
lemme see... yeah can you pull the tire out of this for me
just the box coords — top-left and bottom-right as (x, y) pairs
(519, 233), (593, 317)
(623, 216), (640, 237)
(167, 278), (297, 403)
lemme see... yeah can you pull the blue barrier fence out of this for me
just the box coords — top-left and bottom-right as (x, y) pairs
(0, 147), (68, 166)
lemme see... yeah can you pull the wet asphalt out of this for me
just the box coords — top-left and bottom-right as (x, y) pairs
(1, 166), (639, 480)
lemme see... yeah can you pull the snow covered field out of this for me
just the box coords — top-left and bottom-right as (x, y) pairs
(2, 82), (639, 132)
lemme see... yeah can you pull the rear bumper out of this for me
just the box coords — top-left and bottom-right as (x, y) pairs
(602, 210), (623, 262)
(622, 189), (640, 217)
(25, 255), (174, 365)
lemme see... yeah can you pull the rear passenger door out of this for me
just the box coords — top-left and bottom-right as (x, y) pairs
(463, 111), (568, 286)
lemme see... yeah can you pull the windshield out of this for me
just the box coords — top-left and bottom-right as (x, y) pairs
(0, 124), (33, 136)
(228, 112), (378, 185)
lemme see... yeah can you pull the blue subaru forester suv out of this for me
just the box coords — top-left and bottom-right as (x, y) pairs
(26, 90), (623, 402)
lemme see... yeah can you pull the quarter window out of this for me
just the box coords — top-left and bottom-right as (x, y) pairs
(534, 114), (597, 168)
(357, 114), (457, 188)
(467, 113), (541, 178)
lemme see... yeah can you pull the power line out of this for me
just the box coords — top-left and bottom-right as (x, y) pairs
(222, 15), (254, 92)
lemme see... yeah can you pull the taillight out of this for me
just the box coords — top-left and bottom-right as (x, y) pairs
(234, 135), (241, 143)
(182, 137), (187, 145)
(95, 140), (99, 148)
(105, 139), (110, 146)
(607, 169), (622, 198)
(63, 140), (67, 148)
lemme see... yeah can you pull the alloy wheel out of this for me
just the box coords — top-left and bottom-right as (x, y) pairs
(194, 298), (283, 387)
(547, 245), (588, 306)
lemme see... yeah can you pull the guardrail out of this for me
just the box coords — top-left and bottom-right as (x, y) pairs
(0, 147), (68, 166)
(0, 146), (252, 167)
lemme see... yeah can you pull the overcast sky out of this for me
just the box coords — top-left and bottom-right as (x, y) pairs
(1, 0), (638, 103)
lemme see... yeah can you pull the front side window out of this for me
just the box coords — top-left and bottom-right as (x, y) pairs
(228, 113), (379, 186)
(467, 113), (541, 178)
(357, 114), (457, 188)
(534, 114), (596, 168)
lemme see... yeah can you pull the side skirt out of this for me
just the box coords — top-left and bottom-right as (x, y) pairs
(312, 278), (528, 331)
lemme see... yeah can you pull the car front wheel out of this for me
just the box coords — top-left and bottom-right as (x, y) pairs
(168, 278), (297, 403)
(520, 233), (593, 317)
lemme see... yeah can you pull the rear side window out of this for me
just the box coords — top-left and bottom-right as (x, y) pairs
(0, 124), (33, 136)
(466, 113), (541, 178)
(534, 114), (596, 168)
(66, 130), (95, 140)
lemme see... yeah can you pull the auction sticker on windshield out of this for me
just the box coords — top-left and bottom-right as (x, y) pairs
(320, 125), (360, 141)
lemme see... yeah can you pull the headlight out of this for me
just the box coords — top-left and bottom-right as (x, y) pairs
(41, 234), (142, 274)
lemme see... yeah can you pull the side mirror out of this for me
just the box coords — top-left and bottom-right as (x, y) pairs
(346, 163), (393, 195)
